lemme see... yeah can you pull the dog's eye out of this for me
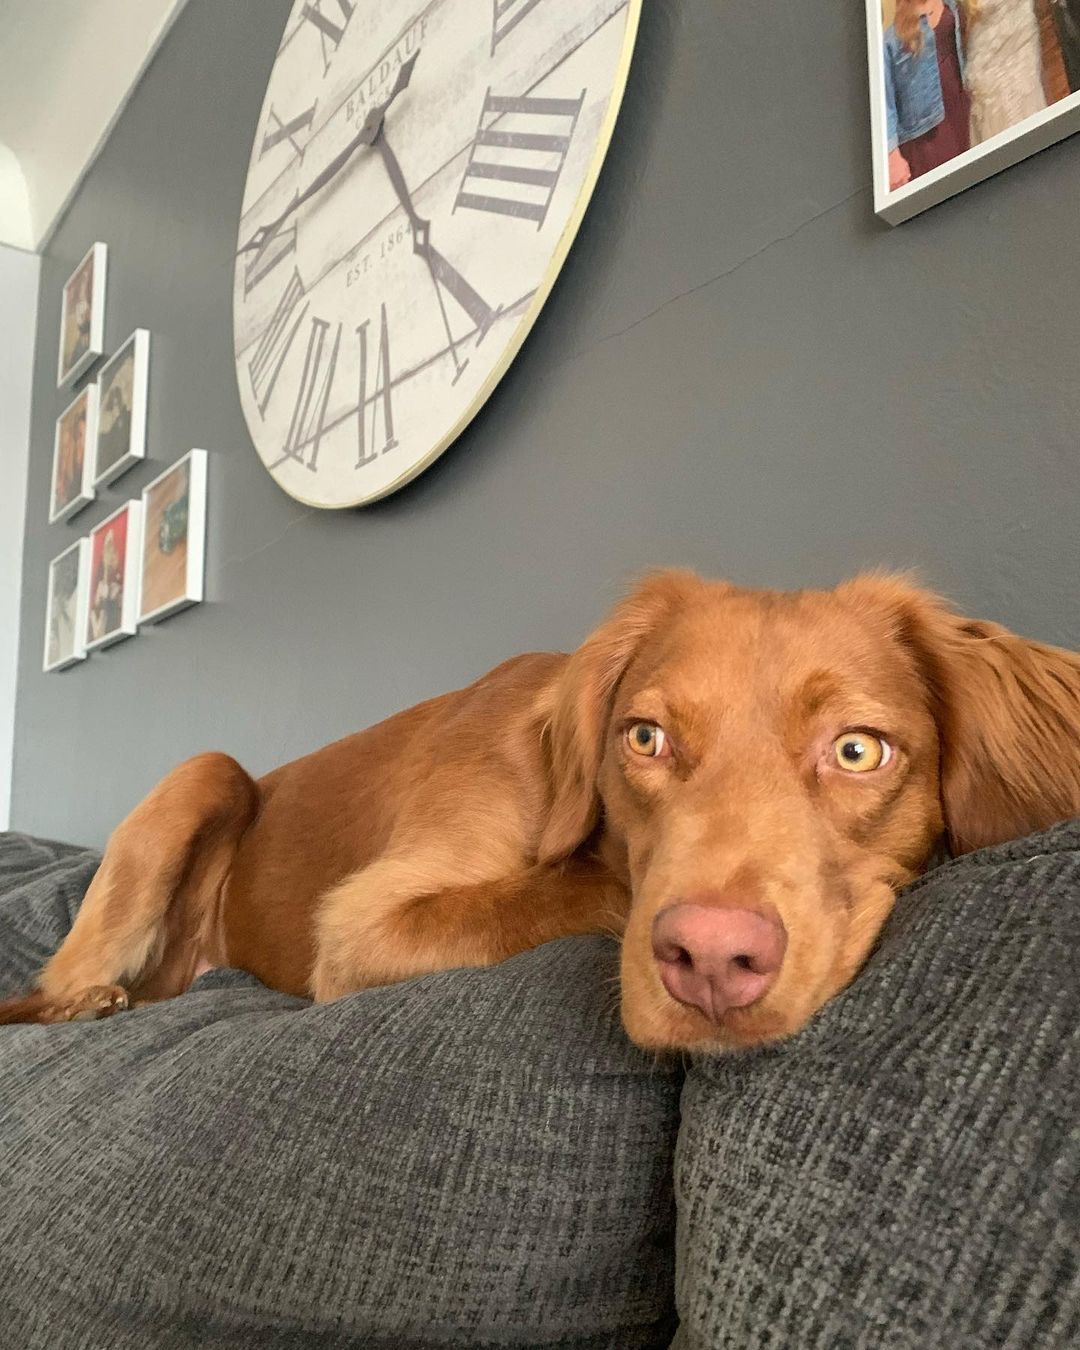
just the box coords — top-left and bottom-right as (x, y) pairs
(626, 722), (668, 758)
(833, 732), (891, 773)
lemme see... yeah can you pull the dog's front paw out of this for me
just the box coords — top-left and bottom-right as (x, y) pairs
(45, 985), (131, 1023)
(0, 985), (131, 1025)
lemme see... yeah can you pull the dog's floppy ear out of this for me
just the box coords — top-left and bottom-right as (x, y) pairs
(842, 574), (1080, 855)
(538, 570), (704, 864)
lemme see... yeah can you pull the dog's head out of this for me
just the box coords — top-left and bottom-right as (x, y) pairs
(541, 571), (1080, 1051)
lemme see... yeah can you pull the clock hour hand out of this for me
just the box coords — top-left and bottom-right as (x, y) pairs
(239, 51), (421, 257)
(356, 49), (420, 146)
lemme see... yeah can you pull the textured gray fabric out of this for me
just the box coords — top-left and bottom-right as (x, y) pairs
(673, 820), (1080, 1350)
(0, 832), (100, 989)
(0, 833), (681, 1350)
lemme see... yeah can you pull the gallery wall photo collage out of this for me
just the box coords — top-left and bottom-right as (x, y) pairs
(44, 241), (209, 673)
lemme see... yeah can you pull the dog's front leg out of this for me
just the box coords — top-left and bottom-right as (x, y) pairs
(309, 852), (628, 1002)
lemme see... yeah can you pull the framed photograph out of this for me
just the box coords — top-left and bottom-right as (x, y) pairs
(867, 0), (1080, 224)
(85, 500), (143, 653)
(50, 385), (98, 524)
(43, 539), (90, 673)
(139, 450), (207, 624)
(57, 242), (107, 386)
(93, 328), (150, 487)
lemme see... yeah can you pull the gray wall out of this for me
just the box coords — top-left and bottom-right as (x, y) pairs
(12, 1), (1080, 847)
(0, 243), (39, 828)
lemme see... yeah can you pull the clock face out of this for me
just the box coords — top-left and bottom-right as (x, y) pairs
(233, 0), (641, 509)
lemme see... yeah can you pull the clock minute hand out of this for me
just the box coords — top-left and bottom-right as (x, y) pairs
(371, 126), (497, 349)
(371, 126), (471, 381)
(239, 51), (421, 257)
(370, 124), (427, 240)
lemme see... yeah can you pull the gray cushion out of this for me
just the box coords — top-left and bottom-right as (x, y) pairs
(0, 831), (100, 985)
(0, 833), (681, 1350)
(673, 820), (1080, 1349)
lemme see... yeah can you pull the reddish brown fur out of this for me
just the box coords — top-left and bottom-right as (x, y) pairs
(3, 572), (1079, 1050)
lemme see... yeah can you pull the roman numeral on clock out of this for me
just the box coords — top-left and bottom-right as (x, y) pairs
(248, 269), (308, 414)
(491, 0), (545, 52)
(356, 304), (396, 467)
(271, 317), (342, 473)
(244, 210), (298, 296)
(454, 90), (586, 230)
(260, 103), (316, 161)
(302, 0), (354, 70)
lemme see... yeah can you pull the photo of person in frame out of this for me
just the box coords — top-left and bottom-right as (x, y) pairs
(883, 0), (970, 189)
(46, 549), (82, 669)
(88, 512), (129, 644)
(967, 0), (1046, 143)
(96, 345), (136, 479)
(62, 255), (94, 378)
(53, 397), (89, 518)
(881, 0), (1077, 191)
(1049, 0), (1080, 92)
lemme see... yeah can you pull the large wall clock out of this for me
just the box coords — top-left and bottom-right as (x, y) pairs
(233, 0), (642, 508)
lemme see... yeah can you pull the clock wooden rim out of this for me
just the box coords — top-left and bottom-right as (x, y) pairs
(239, 0), (643, 512)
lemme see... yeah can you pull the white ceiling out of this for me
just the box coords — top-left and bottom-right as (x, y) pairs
(0, 0), (188, 250)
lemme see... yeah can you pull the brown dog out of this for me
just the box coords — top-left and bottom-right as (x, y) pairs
(3, 570), (1079, 1049)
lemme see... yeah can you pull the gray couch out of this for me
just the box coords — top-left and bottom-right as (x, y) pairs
(1, 825), (1078, 1348)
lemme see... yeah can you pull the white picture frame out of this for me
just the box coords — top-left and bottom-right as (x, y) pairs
(85, 500), (143, 653)
(43, 538), (90, 673)
(49, 385), (98, 524)
(866, 0), (1080, 225)
(138, 450), (208, 625)
(57, 242), (108, 387)
(93, 328), (150, 487)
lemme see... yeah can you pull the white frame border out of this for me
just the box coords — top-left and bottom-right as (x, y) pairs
(93, 328), (150, 487)
(84, 499), (144, 653)
(57, 241), (108, 387)
(43, 538), (90, 673)
(49, 384), (98, 524)
(866, 1), (1080, 225)
(138, 449), (208, 625)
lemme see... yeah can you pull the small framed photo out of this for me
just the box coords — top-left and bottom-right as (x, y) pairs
(867, 0), (1080, 224)
(50, 386), (98, 523)
(139, 450), (207, 624)
(93, 329), (150, 487)
(85, 500), (143, 653)
(57, 242), (107, 387)
(43, 539), (90, 673)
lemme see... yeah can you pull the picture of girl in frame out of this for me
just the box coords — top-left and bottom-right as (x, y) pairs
(88, 509), (130, 645)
